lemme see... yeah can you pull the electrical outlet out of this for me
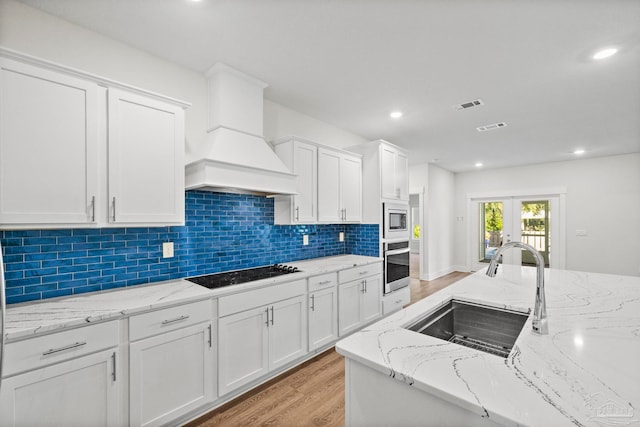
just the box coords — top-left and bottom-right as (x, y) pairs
(303, 235), (309, 246)
(339, 232), (345, 242)
(162, 242), (174, 258)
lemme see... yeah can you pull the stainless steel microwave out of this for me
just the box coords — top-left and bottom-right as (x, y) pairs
(383, 203), (409, 239)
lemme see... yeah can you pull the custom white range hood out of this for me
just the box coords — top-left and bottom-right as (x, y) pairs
(185, 63), (297, 196)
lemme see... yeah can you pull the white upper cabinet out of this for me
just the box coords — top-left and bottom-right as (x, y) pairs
(107, 89), (185, 224)
(380, 144), (409, 201)
(0, 53), (189, 228)
(347, 139), (410, 223)
(274, 137), (362, 224)
(0, 58), (99, 226)
(273, 138), (317, 224)
(318, 147), (362, 223)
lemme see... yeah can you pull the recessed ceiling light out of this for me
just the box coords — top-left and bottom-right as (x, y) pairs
(475, 162), (483, 168)
(573, 149), (586, 155)
(593, 48), (618, 60)
(390, 111), (403, 119)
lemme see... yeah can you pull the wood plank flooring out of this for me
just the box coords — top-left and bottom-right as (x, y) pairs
(186, 259), (470, 427)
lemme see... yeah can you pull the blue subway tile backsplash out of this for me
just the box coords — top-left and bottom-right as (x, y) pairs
(1, 191), (379, 304)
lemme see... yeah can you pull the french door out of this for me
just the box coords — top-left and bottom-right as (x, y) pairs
(469, 194), (564, 271)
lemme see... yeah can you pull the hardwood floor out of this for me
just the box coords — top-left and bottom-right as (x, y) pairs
(186, 259), (470, 427)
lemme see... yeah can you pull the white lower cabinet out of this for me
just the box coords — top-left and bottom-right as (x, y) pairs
(308, 273), (339, 351)
(0, 322), (120, 427)
(338, 264), (383, 336)
(218, 280), (307, 396)
(128, 300), (215, 427)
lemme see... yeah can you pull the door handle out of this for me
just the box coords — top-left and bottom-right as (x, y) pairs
(310, 294), (315, 311)
(111, 352), (117, 382)
(265, 308), (270, 327)
(270, 306), (274, 325)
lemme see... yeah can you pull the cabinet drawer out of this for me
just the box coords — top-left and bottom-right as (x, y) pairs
(129, 299), (212, 341)
(308, 273), (337, 291)
(339, 263), (382, 284)
(382, 287), (410, 315)
(219, 279), (306, 317)
(3, 321), (119, 377)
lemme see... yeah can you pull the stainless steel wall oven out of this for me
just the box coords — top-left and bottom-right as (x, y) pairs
(384, 240), (410, 294)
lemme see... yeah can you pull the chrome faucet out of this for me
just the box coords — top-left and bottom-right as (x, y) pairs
(486, 241), (548, 335)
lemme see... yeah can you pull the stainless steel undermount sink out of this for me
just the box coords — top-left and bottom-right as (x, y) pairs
(406, 299), (530, 358)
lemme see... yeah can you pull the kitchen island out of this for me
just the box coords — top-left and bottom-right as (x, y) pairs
(336, 266), (640, 426)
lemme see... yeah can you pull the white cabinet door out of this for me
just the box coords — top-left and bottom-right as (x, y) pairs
(380, 144), (409, 201)
(338, 280), (363, 336)
(380, 145), (397, 200)
(339, 274), (382, 337)
(218, 306), (269, 396)
(395, 150), (409, 201)
(308, 286), (338, 351)
(317, 148), (342, 222)
(341, 154), (362, 222)
(269, 295), (307, 370)
(0, 58), (98, 225)
(361, 275), (382, 324)
(107, 89), (185, 224)
(129, 322), (215, 427)
(0, 348), (119, 427)
(293, 141), (317, 223)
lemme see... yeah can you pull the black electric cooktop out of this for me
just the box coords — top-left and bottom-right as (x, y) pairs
(186, 264), (301, 289)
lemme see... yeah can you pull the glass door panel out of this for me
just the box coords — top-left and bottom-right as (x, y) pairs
(520, 200), (550, 267)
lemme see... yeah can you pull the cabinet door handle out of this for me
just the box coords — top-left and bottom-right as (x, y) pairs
(310, 294), (315, 311)
(42, 341), (87, 356)
(365, 279), (368, 293)
(208, 324), (212, 348)
(111, 352), (117, 382)
(270, 306), (274, 325)
(90, 195), (96, 222)
(112, 197), (116, 221)
(161, 315), (189, 325)
(361, 280), (365, 293)
(295, 206), (300, 221)
(265, 308), (270, 327)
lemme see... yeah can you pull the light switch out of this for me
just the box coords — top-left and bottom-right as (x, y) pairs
(303, 235), (309, 246)
(162, 242), (174, 258)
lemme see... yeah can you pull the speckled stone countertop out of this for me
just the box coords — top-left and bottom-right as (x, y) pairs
(4, 254), (381, 342)
(336, 265), (640, 426)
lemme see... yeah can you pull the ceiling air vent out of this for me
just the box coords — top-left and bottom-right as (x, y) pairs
(477, 122), (507, 132)
(455, 99), (484, 111)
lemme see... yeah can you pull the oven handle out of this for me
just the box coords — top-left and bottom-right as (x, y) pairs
(385, 247), (410, 256)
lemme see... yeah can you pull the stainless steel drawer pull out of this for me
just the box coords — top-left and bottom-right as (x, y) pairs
(270, 306), (274, 325)
(161, 315), (190, 325)
(265, 308), (270, 327)
(310, 294), (315, 311)
(317, 280), (333, 285)
(208, 324), (212, 348)
(359, 271), (369, 275)
(42, 341), (87, 356)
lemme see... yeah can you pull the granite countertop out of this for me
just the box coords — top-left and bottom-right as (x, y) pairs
(4, 254), (381, 342)
(336, 265), (640, 426)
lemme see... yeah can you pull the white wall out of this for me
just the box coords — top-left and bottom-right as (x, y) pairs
(454, 153), (640, 276)
(0, 0), (365, 163)
(409, 163), (457, 281)
(264, 100), (367, 149)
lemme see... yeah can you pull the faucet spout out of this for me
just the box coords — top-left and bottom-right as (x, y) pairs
(486, 241), (548, 335)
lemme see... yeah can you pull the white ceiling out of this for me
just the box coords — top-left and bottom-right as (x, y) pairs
(16, 0), (640, 172)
